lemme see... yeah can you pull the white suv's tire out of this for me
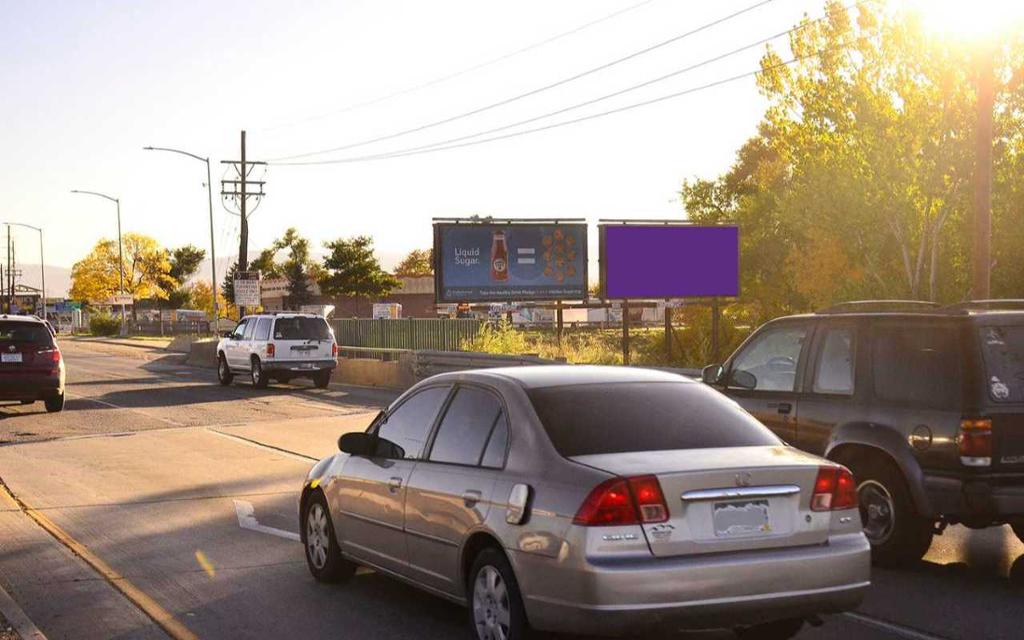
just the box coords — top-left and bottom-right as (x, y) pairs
(251, 358), (268, 389)
(217, 355), (233, 386)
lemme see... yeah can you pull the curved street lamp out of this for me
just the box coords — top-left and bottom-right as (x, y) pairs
(142, 146), (219, 323)
(70, 189), (126, 332)
(1, 222), (46, 321)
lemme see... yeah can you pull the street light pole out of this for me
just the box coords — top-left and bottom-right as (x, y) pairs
(1, 223), (45, 321)
(143, 146), (219, 326)
(70, 189), (126, 333)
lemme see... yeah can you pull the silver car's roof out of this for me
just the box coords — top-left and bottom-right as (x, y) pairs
(463, 365), (696, 389)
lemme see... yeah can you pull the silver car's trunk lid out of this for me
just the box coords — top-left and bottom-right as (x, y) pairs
(571, 446), (833, 557)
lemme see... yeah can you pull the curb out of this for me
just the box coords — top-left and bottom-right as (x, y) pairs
(0, 582), (47, 640)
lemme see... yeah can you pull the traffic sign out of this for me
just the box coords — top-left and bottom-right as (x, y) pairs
(234, 271), (261, 307)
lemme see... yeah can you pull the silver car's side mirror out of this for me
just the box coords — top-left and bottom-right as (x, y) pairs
(506, 484), (531, 525)
(702, 364), (724, 385)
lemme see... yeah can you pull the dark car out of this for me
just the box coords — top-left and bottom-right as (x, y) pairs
(0, 315), (65, 412)
(702, 300), (1024, 566)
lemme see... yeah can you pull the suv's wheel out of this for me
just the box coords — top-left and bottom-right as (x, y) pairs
(251, 358), (268, 389)
(301, 491), (356, 583)
(847, 457), (933, 566)
(217, 355), (233, 386)
(314, 370), (331, 389)
(468, 548), (528, 640)
(44, 393), (65, 413)
(735, 617), (805, 640)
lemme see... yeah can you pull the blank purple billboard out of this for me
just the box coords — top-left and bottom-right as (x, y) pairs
(601, 225), (739, 299)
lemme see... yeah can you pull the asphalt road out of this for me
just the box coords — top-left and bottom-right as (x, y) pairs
(0, 339), (1022, 640)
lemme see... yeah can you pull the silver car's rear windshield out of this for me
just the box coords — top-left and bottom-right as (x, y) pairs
(979, 325), (1024, 403)
(527, 381), (780, 457)
(273, 317), (331, 340)
(0, 321), (53, 347)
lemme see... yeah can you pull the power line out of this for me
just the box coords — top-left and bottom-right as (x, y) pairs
(262, 0), (659, 133)
(268, 0), (777, 161)
(274, 8), (845, 167)
(271, 36), (867, 167)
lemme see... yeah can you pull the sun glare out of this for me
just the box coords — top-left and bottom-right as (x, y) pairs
(903, 0), (1024, 41)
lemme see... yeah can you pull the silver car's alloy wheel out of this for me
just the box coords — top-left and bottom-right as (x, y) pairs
(858, 479), (896, 544)
(306, 503), (330, 570)
(473, 566), (511, 640)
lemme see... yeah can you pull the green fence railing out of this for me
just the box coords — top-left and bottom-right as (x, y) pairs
(331, 318), (485, 352)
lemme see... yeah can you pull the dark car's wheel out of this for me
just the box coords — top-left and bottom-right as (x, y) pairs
(848, 457), (932, 566)
(251, 358), (268, 389)
(217, 355), (233, 386)
(314, 370), (331, 389)
(468, 548), (528, 640)
(44, 393), (65, 413)
(301, 491), (355, 583)
(735, 617), (805, 640)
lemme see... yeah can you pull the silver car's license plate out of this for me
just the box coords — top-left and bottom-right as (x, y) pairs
(713, 499), (771, 538)
(1, 353), (22, 363)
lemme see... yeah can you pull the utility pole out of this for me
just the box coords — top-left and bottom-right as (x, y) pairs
(221, 130), (266, 317)
(972, 46), (995, 300)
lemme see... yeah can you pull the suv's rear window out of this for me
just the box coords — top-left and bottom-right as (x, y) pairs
(979, 326), (1024, 403)
(527, 382), (780, 457)
(0, 321), (53, 346)
(273, 317), (331, 340)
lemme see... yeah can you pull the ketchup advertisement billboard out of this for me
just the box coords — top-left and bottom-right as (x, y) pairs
(434, 222), (588, 302)
(600, 224), (739, 299)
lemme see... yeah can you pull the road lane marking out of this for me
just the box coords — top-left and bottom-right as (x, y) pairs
(234, 500), (301, 542)
(65, 391), (186, 427)
(206, 428), (318, 462)
(843, 612), (951, 640)
(0, 580), (47, 640)
(0, 478), (199, 640)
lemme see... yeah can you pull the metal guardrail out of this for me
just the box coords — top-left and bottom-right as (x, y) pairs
(337, 346), (410, 362)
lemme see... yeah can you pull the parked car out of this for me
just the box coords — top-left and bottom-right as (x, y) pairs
(299, 366), (869, 640)
(0, 314), (65, 412)
(216, 313), (337, 389)
(702, 300), (1024, 566)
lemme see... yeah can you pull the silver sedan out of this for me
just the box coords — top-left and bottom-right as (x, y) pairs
(300, 366), (870, 639)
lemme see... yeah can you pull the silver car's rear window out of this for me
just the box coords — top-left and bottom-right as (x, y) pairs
(0, 321), (53, 346)
(527, 381), (780, 457)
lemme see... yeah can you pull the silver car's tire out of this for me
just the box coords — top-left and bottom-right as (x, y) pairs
(469, 548), (528, 640)
(217, 355), (233, 386)
(301, 492), (355, 583)
(735, 617), (804, 640)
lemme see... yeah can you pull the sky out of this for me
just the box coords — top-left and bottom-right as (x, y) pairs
(1, 0), (829, 294)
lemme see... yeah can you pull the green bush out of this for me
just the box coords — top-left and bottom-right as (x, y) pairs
(89, 313), (121, 336)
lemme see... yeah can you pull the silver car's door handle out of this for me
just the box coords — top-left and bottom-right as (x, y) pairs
(462, 490), (482, 507)
(387, 477), (403, 493)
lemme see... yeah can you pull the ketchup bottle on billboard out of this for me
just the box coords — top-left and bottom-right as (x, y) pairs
(491, 231), (509, 281)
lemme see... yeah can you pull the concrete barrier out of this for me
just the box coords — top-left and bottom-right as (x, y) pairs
(337, 358), (410, 389)
(185, 339), (219, 369)
(166, 335), (194, 353)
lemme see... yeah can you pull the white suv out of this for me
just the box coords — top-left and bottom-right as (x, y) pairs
(217, 313), (338, 389)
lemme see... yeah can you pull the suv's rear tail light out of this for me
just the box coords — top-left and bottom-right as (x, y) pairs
(958, 418), (992, 467)
(811, 466), (857, 511)
(37, 348), (61, 366)
(332, 343), (338, 358)
(266, 343), (276, 358)
(573, 475), (669, 526)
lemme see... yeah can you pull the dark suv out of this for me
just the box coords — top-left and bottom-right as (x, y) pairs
(702, 300), (1024, 566)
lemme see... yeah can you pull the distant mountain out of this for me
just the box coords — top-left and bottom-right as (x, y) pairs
(14, 265), (72, 298)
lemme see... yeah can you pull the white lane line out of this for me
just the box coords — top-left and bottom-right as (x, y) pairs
(233, 500), (300, 542)
(65, 392), (186, 427)
(843, 612), (951, 640)
(0, 580), (48, 640)
(205, 429), (318, 463)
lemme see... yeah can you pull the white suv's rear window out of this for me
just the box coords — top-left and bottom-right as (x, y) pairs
(273, 317), (331, 340)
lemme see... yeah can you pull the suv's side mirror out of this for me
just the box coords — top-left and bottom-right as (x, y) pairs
(338, 432), (376, 456)
(731, 369), (758, 390)
(702, 364), (724, 385)
(222, 331), (234, 339)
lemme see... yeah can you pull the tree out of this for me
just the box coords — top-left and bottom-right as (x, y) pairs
(319, 236), (400, 299)
(221, 262), (237, 305)
(191, 280), (229, 319)
(169, 245), (206, 283)
(394, 249), (433, 277)
(70, 233), (175, 302)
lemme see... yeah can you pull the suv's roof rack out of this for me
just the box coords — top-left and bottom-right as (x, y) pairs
(943, 299), (1024, 312)
(817, 300), (942, 315)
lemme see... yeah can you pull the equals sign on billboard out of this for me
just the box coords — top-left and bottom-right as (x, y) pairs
(517, 248), (535, 265)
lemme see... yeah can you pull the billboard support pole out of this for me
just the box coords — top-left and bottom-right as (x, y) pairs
(664, 301), (672, 362)
(622, 301), (631, 366)
(711, 298), (721, 362)
(556, 300), (563, 347)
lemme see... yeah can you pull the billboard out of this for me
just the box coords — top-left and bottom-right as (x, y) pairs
(600, 224), (739, 299)
(434, 222), (587, 302)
